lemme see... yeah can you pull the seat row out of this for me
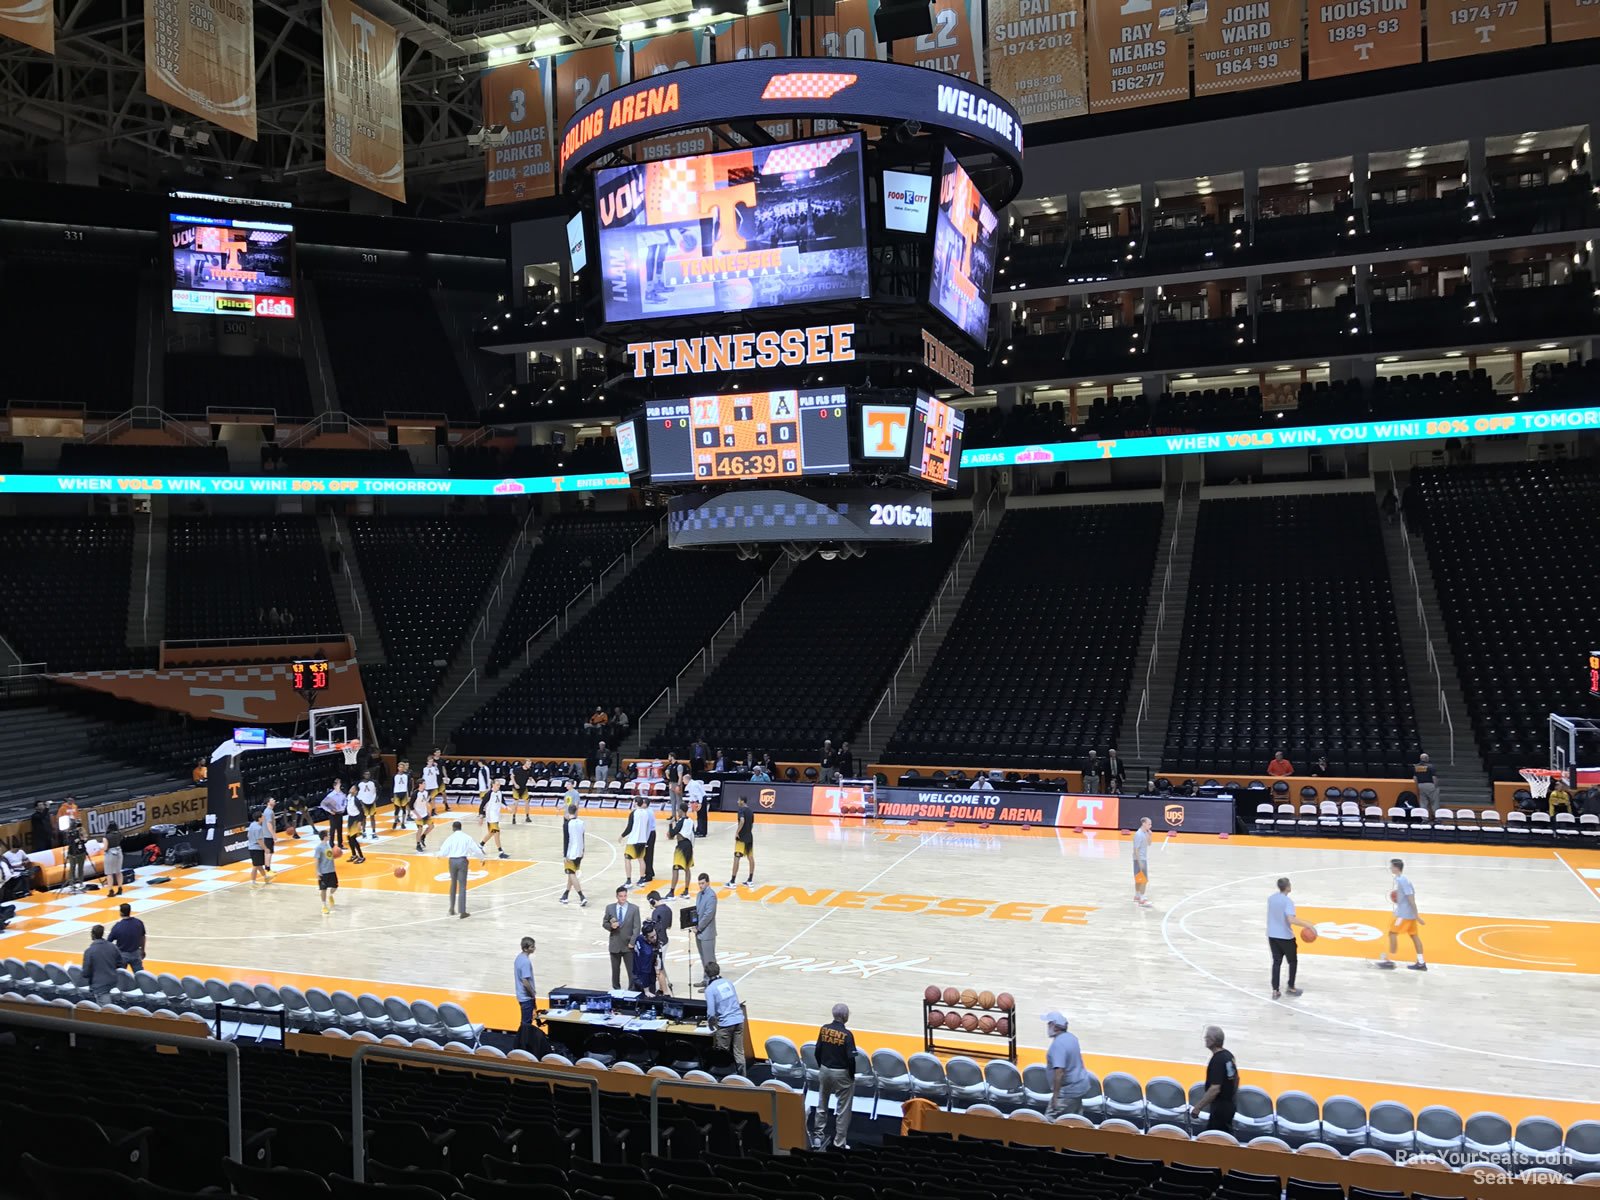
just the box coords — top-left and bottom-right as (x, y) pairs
(1254, 802), (1600, 842)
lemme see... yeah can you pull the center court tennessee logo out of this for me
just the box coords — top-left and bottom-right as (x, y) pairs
(759, 788), (777, 809)
(1164, 803), (1186, 827)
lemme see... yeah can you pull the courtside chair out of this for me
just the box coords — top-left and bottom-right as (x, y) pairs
(229, 981), (263, 1011)
(1254, 802), (1276, 830)
(852, 1047), (878, 1113)
(357, 993), (390, 1032)
(1348, 1147), (1395, 1165)
(43, 964), (76, 1001)
(410, 999), (448, 1040)
(1506, 811), (1530, 837)
(183, 976), (218, 1017)
(137, 970), (165, 1002)
(1320, 1096), (1370, 1149)
(908, 1052), (949, 1107)
(1186, 1082), (1210, 1125)
(1564, 1121), (1600, 1168)
(206, 978), (233, 1010)
(1367, 1100), (1416, 1153)
(1511, 1117), (1564, 1163)
(1273, 1091), (1322, 1143)
(1464, 1112), (1514, 1158)
(1011, 1109), (1048, 1124)
(304, 988), (338, 1030)
(800, 1042), (821, 1091)
(439, 1002), (485, 1047)
(331, 990), (365, 1030)
(1145, 1077), (1188, 1126)
(159, 975), (191, 1009)
(983, 1060), (1025, 1111)
(871, 1050), (913, 1115)
(385, 996), (421, 1036)
(1081, 1071), (1106, 1119)
(1101, 1072), (1146, 1125)
(1415, 1104), (1465, 1152)
(277, 985), (314, 1028)
(1362, 805), (1387, 832)
(764, 1037), (806, 1090)
(945, 1057), (987, 1109)
(1021, 1064), (1053, 1111)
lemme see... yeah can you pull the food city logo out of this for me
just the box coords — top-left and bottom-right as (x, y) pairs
(723, 884), (1095, 926)
(625, 324), (856, 377)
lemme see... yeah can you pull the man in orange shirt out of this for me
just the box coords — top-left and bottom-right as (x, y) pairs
(1267, 751), (1295, 777)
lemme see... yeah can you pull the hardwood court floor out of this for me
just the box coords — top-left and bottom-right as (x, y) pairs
(12, 806), (1600, 1125)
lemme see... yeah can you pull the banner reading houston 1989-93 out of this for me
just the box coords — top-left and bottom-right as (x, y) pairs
(986, 0), (1087, 122)
(145, 0), (258, 139)
(482, 59), (555, 206)
(322, 0), (406, 201)
(0, 0), (53, 52)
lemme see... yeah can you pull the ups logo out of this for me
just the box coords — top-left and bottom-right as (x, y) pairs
(759, 788), (777, 810)
(1164, 803), (1186, 827)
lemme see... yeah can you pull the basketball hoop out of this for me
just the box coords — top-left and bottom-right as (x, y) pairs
(341, 739), (361, 767)
(1519, 767), (1565, 803)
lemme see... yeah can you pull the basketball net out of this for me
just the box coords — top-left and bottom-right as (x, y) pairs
(1519, 768), (1563, 802)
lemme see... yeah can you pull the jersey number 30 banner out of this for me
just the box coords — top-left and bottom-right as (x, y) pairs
(323, 0), (406, 201)
(145, 0), (258, 139)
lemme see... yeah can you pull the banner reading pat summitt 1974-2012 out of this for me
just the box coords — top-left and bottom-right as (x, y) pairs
(987, 0), (1087, 122)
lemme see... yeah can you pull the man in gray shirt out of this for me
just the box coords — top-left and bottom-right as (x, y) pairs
(694, 872), (718, 982)
(1375, 858), (1427, 971)
(1131, 816), (1152, 908)
(246, 812), (269, 887)
(1041, 1011), (1091, 1117)
(82, 924), (122, 1003)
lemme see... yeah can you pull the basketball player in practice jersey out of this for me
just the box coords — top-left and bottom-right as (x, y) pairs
(1131, 817), (1153, 907)
(422, 756), (442, 805)
(1374, 858), (1427, 971)
(357, 773), (379, 839)
(561, 802), (588, 906)
(729, 794), (755, 887)
(667, 802), (695, 898)
(412, 784), (436, 853)
(391, 760), (411, 830)
(621, 797), (649, 887)
(511, 759), (533, 823)
(480, 783), (509, 859)
(475, 760), (492, 818)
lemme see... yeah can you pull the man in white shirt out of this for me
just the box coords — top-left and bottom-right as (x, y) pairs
(1267, 876), (1315, 999)
(703, 961), (746, 1074)
(1375, 858), (1427, 972)
(391, 761), (411, 831)
(422, 756), (442, 802)
(437, 820), (486, 918)
(356, 774), (378, 839)
(320, 782), (347, 848)
(970, 774), (995, 792)
(561, 803), (588, 907)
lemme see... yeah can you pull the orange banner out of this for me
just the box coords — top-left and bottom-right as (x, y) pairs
(1549, 0), (1600, 42)
(482, 60), (555, 206)
(145, 0), (257, 138)
(630, 31), (712, 160)
(889, 0), (983, 77)
(1085, 0), (1189, 113)
(1306, 0), (1421, 78)
(794, 0), (877, 58)
(1427, 0), (1546, 57)
(1192, 0), (1301, 93)
(714, 14), (794, 138)
(322, 0), (405, 200)
(0, 0), (53, 52)
(987, 0), (1087, 121)
(50, 660), (368, 725)
(553, 44), (624, 134)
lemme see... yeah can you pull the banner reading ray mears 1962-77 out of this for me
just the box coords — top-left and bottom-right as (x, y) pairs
(323, 0), (406, 201)
(145, 0), (258, 139)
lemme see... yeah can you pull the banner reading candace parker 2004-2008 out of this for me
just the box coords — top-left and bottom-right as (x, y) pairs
(145, 0), (258, 139)
(987, 0), (1087, 123)
(482, 60), (555, 206)
(323, 0), (406, 201)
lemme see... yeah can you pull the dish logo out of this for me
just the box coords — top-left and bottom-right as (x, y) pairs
(254, 295), (296, 319)
(1164, 803), (1186, 827)
(759, 788), (777, 809)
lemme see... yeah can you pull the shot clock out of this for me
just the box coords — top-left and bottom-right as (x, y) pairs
(291, 658), (331, 697)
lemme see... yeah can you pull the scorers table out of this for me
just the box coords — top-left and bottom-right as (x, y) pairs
(539, 988), (754, 1068)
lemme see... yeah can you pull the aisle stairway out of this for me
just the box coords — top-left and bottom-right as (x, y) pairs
(1120, 481), (1197, 780)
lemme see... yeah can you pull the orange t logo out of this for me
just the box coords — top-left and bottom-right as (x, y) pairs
(227, 781), (242, 799)
(699, 182), (755, 253)
(866, 409), (909, 455)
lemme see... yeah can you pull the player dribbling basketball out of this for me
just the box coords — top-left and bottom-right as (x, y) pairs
(1374, 858), (1427, 971)
(1131, 816), (1152, 907)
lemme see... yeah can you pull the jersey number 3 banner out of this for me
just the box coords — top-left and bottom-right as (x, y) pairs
(323, 0), (406, 201)
(145, 0), (258, 139)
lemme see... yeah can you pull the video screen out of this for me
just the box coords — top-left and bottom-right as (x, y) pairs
(910, 392), (966, 487)
(928, 151), (999, 346)
(171, 213), (295, 319)
(567, 213), (588, 274)
(594, 134), (870, 323)
(616, 419), (641, 474)
(882, 169), (932, 234)
(644, 389), (850, 484)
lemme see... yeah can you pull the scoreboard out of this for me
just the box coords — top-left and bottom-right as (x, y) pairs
(644, 389), (850, 484)
(1589, 649), (1599, 698)
(910, 393), (966, 487)
(291, 658), (331, 694)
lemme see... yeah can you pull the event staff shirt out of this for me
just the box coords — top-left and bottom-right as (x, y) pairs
(815, 1019), (856, 1070)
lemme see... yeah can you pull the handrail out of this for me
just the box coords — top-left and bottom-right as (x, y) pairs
(432, 669), (477, 744)
(350, 1045), (601, 1179)
(1133, 484), (1189, 761)
(141, 510), (155, 645)
(160, 633), (349, 649)
(0, 1006), (242, 1162)
(647, 1076), (779, 1157)
(525, 614), (558, 666)
(1386, 467), (1456, 766)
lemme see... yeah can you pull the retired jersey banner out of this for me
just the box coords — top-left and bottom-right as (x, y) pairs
(630, 31), (712, 160)
(553, 44), (625, 133)
(145, 0), (258, 139)
(1192, 0), (1300, 94)
(1086, 0), (1189, 112)
(322, 0), (406, 201)
(794, 0), (879, 58)
(1427, 0), (1545, 58)
(986, 0), (1087, 122)
(1548, 0), (1600, 42)
(712, 14), (793, 138)
(0, 0), (54, 52)
(1307, 0), (1421, 77)
(890, 0), (983, 78)
(482, 60), (555, 206)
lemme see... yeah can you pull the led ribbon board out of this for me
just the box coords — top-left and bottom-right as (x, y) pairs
(558, 59), (1025, 205)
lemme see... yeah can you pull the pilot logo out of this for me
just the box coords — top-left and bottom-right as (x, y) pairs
(759, 788), (777, 810)
(1164, 803), (1186, 827)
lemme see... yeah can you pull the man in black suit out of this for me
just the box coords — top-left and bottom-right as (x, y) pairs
(602, 885), (641, 989)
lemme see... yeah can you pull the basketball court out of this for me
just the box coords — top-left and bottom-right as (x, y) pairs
(9, 805), (1600, 1126)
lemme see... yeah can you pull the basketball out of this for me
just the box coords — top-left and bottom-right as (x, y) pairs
(331, 846), (344, 859)
(1389, 890), (1398, 904)
(996, 991), (1015, 1011)
(996, 1016), (1011, 1036)
(960, 1013), (979, 1032)
(394, 864), (408, 879)
(943, 1011), (962, 1030)
(978, 989), (996, 1009)
(978, 1015), (996, 1033)
(941, 986), (960, 1005)
(959, 988), (978, 1008)
(924, 985), (941, 1003)
(1300, 926), (1319, 943)
(927, 1009), (944, 1028)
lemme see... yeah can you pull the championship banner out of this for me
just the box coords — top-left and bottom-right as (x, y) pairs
(1549, 0), (1600, 42)
(630, 31), (712, 160)
(1426, 0), (1545, 58)
(554, 44), (625, 133)
(986, 0), (1087, 122)
(482, 60), (555, 206)
(0, 0), (53, 52)
(1191, 0), (1300, 94)
(145, 0), (258, 139)
(889, 0), (983, 78)
(712, 13), (794, 138)
(49, 659), (368, 725)
(1085, 0), (1189, 113)
(322, 0), (406, 201)
(1306, 0), (1421, 78)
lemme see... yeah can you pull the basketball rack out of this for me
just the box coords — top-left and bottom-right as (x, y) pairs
(922, 993), (1018, 1063)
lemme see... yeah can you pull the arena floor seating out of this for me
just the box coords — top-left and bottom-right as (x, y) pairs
(1164, 493), (1418, 776)
(0, 517), (141, 670)
(486, 512), (658, 677)
(1408, 460), (1600, 778)
(351, 516), (515, 749)
(456, 547), (768, 756)
(886, 505), (1162, 770)
(316, 276), (475, 421)
(165, 517), (343, 641)
(651, 515), (972, 761)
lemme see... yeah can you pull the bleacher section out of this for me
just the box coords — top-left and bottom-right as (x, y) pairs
(350, 516), (514, 749)
(0, 517), (139, 670)
(1409, 460), (1600, 779)
(486, 511), (657, 676)
(315, 276), (475, 421)
(1164, 493), (1418, 776)
(59, 442), (229, 474)
(651, 515), (972, 760)
(456, 548), (768, 756)
(0, 254), (141, 412)
(164, 352), (315, 418)
(165, 516), (343, 641)
(0, 702), (188, 821)
(886, 505), (1162, 770)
